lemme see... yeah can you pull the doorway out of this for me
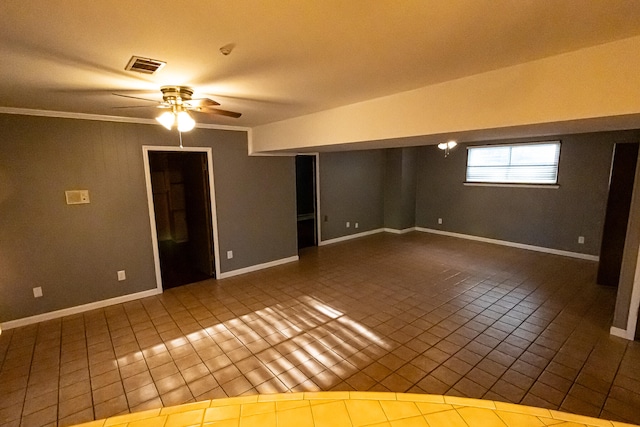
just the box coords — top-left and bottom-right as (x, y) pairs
(296, 155), (319, 249)
(144, 147), (220, 291)
(597, 142), (639, 287)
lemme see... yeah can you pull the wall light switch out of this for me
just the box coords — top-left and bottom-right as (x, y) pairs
(578, 236), (585, 244)
(346, 222), (350, 228)
(33, 287), (43, 298)
(438, 218), (443, 224)
(227, 250), (233, 259)
(117, 270), (126, 281)
(355, 222), (359, 229)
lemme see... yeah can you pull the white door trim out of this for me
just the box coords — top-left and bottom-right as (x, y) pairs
(609, 145), (640, 341)
(314, 153), (322, 246)
(142, 146), (222, 292)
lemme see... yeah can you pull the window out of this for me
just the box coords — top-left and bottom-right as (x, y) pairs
(466, 141), (560, 185)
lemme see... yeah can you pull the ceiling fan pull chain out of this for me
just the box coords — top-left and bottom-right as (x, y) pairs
(178, 130), (184, 149)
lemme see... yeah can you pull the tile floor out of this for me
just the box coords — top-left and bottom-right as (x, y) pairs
(1, 232), (640, 427)
(70, 392), (639, 427)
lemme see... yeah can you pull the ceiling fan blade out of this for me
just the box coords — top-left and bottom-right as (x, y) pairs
(112, 105), (160, 109)
(112, 93), (160, 103)
(200, 107), (242, 118)
(186, 97), (220, 107)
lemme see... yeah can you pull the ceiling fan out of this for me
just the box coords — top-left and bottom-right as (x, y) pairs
(113, 86), (241, 131)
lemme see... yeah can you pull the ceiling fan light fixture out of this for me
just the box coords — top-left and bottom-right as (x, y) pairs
(176, 110), (195, 132)
(156, 111), (175, 130)
(115, 85), (241, 124)
(438, 140), (458, 157)
(155, 109), (195, 132)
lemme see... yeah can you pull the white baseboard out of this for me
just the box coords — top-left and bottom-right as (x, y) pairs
(218, 255), (299, 279)
(319, 228), (385, 246)
(1, 288), (162, 331)
(383, 227), (417, 234)
(1, 255), (300, 331)
(610, 326), (634, 340)
(0, 228), (600, 331)
(415, 227), (599, 262)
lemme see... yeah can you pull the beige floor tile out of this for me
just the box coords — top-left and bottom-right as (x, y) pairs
(164, 409), (205, 427)
(456, 406), (509, 427)
(424, 408), (469, 427)
(311, 400), (353, 426)
(238, 411), (276, 427)
(379, 400), (422, 420)
(495, 410), (546, 427)
(345, 399), (389, 426)
(389, 416), (429, 427)
(276, 405), (314, 427)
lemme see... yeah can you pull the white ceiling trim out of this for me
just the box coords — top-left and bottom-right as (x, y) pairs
(0, 107), (250, 132)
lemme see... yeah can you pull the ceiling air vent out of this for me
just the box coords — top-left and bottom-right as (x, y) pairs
(125, 56), (166, 74)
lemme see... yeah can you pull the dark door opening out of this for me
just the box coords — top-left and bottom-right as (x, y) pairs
(597, 142), (639, 287)
(636, 299), (640, 340)
(149, 151), (216, 289)
(296, 155), (318, 249)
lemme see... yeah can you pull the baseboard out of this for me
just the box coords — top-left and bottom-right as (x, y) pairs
(319, 228), (385, 246)
(218, 255), (299, 279)
(610, 326), (633, 340)
(383, 227), (417, 234)
(0, 229), (599, 331)
(1, 287), (162, 331)
(415, 227), (599, 262)
(2, 256), (301, 330)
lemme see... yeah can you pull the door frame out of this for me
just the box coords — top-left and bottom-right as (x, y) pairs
(610, 146), (640, 340)
(142, 146), (221, 292)
(296, 153), (322, 246)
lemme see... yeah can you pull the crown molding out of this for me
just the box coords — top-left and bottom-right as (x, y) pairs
(0, 107), (250, 132)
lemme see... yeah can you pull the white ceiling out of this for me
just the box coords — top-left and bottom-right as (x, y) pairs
(2, 1), (640, 129)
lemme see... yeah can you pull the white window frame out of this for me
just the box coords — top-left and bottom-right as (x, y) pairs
(464, 141), (561, 188)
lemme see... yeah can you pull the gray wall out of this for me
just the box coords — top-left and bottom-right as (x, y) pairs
(0, 114), (297, 322)
(384, 147), (418, 230)
(319, 150), (385, 241)
(415, 131), (640, 255)
(186, 130), (297, 272)
(4, 112), (639, 333)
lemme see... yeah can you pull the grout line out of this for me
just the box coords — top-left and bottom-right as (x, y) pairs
(598, 343), (628, 419)
(18, 326), (34, 426)
(6, 233), (638, 425)
(86, 311), (100, 422)
(56, 319), (63, 425)
(124, 300), (155, 412)
(392, 275), (521, 394)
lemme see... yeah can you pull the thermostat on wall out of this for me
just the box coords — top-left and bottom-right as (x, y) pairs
(65, 190), (90, 205)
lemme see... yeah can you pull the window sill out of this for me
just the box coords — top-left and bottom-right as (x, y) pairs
(464, 182), (559, 189)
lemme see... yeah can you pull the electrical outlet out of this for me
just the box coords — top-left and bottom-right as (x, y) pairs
(355, 222), (359, 229)
(33, 287), (43, 298)
(578, 236), (585, 244)
(346, 222), (350, 228)
(117, 270), (126, 281)
(438, 218), (443, 224)
(227, 250), (233, 259)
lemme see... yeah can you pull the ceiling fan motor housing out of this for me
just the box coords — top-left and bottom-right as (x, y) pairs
(113, 86), (240, 118)
(160, 86), (194, 104)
